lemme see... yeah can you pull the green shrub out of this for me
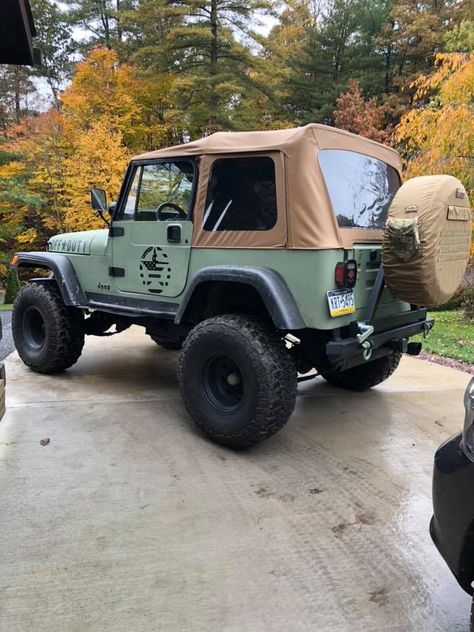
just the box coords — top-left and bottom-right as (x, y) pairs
(431, 288), (464, 311)
(461, 287), (474, 321)
(3, 268), (21, 304)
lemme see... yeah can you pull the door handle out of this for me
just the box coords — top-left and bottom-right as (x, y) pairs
(167, 224), (181, 243)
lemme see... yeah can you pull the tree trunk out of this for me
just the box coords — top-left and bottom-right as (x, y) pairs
(14, 67), (21, 122)
(209, 0), (219, 131)
(117, 0), (122, 43)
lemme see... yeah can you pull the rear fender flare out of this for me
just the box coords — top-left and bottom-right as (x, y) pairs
(175, 265), (305, 330)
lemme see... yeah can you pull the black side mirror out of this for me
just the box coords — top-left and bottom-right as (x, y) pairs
(90, 187), (110, 226)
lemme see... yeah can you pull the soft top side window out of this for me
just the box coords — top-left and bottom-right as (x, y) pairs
(203, 156), (277, 232)
(318, 149), (400, 230)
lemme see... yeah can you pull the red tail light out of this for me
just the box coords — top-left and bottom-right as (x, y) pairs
(335, 262), (345, 287)
(335, 260), (357, 288)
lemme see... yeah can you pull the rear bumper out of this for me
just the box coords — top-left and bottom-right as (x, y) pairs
(325, 313), (433, 368)
(431, 433), (474, 595)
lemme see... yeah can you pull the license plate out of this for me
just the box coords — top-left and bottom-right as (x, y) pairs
(327, 289), (355, 317)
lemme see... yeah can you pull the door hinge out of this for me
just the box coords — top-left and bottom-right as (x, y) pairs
(109, 226), (124, 237)
(109, 267), (125, 277)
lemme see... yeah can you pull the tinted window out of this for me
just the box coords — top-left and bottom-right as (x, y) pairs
(319, 149), (400, 229)
(203, 157), (277, 232)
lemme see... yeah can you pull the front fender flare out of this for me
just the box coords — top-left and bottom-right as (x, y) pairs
(12, 252), (87, 307)
(175, 265), (305, 330)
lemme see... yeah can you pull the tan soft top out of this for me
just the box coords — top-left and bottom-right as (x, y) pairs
(134, 124), (401, 169)
(133, 124), (402, 250)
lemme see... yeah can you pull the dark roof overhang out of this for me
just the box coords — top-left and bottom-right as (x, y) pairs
(0, 0), (40, 66)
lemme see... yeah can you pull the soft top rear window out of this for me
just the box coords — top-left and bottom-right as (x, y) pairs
(318, 149), (400, 229)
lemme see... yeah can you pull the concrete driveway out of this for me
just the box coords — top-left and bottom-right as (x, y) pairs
(0, 327), (471, 632)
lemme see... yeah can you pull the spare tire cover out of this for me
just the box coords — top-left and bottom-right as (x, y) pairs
(382, 175), (471, 307)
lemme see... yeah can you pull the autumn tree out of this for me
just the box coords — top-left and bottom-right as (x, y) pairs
(376, 0), (462, 123)
(62, 119), (130, 230)
(0, 111), (68, 285)
(61, 47), (138, 135)
(333, 79), (389, 142)
(396, 52), (474, 255)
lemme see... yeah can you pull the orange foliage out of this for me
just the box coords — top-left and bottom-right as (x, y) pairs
(333, 79), (390, 143)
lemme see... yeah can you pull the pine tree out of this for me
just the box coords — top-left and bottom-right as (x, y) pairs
(4, 269), (21, 305)
(30, 0), (76, 109)
(143, 0), (275, 136)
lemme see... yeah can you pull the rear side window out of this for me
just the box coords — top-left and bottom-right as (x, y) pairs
(203, 157), (277, 231)
(319, 149), (400, 229)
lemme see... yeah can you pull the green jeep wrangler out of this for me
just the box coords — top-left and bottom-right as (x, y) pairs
(12, 124), (466, 448)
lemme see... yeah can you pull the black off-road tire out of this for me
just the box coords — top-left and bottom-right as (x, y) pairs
(322, 351), (402, 391)
(12, 282), (84, 374)
(149, 334), (183, 351)
(178, 315), (297, 448)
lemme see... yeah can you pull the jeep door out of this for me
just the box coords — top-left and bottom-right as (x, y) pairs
(111, 160), (195, 298)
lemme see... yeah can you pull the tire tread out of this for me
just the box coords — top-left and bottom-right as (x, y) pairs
(178, 315), (297, 448)
(12, 283), (84, 373)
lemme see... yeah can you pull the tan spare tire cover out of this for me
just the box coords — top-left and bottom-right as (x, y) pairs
(382, 175), (471, 307)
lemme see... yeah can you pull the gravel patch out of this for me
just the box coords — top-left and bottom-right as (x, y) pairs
(416, 350), (474, 376)
(0, 310), (14, 361)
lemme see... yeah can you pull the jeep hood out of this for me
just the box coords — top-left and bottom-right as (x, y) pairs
(48, 229), (108, 255)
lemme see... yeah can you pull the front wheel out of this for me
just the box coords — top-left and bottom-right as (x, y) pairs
(322, 351), (402, 391)
(178, 315), (297, 448)
(12, 282), (84, 373)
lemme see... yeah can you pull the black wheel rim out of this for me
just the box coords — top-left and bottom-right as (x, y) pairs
(202, 355), (244, 413)
(22, 306), (46, 351)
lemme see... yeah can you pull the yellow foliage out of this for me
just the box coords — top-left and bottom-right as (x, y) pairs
(396, 52), (474, 257)
(61, 47), (176, 152)
(61, 47), (140, 142)
(16, 228), (39, 244)
(62, 119), (130, 231)
(0, 110), (69, 250)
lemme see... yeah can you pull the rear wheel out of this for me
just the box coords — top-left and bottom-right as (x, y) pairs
(12, 282), (84, 373)
(322, 351), (402, 391)
(178, 315), (297, 448)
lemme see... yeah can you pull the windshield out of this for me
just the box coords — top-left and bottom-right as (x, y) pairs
(318, 149), (400, 229)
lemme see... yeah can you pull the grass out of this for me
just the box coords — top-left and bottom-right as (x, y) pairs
(0, 304), (12, 311)
(413, 310), (474, 364)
